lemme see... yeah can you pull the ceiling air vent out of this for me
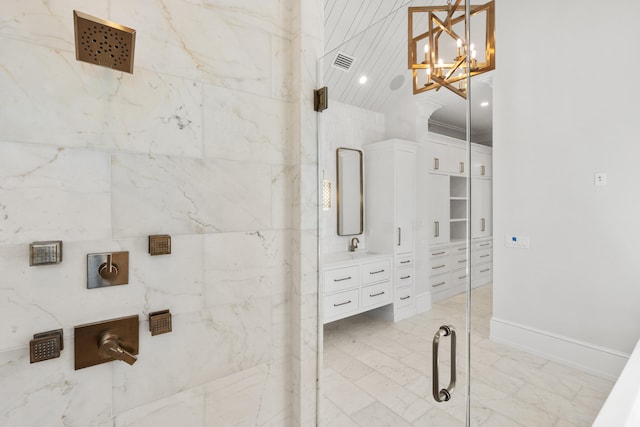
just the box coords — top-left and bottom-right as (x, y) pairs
(332, 52), (355, 71)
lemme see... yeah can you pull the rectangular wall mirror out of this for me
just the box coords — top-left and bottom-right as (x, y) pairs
(336, 147), (363, 236)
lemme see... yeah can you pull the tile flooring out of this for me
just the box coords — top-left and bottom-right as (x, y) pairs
(319, 284), (615, 426)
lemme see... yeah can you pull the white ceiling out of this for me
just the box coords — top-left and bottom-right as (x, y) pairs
(321, 0), (493, 143)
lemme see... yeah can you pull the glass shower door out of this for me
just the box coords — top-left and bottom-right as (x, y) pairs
(317, 1), (482, 425)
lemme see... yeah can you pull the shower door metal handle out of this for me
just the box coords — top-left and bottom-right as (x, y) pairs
(432, 325), (456, 402)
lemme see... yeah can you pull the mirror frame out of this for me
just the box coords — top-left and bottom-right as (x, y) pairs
(336, 147), (364, 236)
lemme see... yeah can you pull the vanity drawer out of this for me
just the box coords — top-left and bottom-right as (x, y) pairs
(473, 263), (493, 282)
(395, 267), (413, 287)
(452, 244), (467, 254)
(452, 252), (468, 269)
(361, 259), (391, 285)
(395, 285), (414, 308)
(324, 266), (359, 294)
(430, 247), (450, 258)
(396, 255), (414, 268)
(361, 281), (393, 308)
(452, 269), (468, 287)
(430, 274), (451, 292)
(324, 289), (359, 321)
(429, 257), (451, 277)
(473, 248), (492, 265)
(475, 239), (493, 250)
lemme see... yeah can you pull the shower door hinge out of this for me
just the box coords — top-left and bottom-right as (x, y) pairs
(314, 87), (328, 112)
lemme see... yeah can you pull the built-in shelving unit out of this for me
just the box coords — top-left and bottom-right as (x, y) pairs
(416, 133), (493, 309)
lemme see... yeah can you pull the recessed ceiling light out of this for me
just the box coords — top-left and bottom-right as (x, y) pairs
(358, 75), (367, 85)
(480, 101), (489, 107)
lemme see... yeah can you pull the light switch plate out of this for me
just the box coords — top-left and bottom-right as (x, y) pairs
(505, 235), (530, 249)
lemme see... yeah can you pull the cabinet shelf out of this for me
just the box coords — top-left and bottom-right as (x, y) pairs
(450, 198), (467, 221)
(450, 197), (468, 201)
(450, 218), (467, 223)
(450, 175), (468, 198)
(450, 237), (467, 244)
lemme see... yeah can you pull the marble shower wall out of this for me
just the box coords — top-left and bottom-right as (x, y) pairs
(0, 0), (311, 425)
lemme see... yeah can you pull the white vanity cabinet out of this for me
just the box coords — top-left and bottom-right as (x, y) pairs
(427, 173), (450, 246)
(364, 139), (417, 321)
(471, 177), (492, 239)
(322, 254), (393, 324)
(448, 145), (468, 176)
(471, 145), (492, 177)
(425, 140), (448, 173)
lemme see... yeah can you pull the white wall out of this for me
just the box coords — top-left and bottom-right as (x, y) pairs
(321, 101), (385, 254)
(0, 1), (322, 425)
(493, 0), (640, 377)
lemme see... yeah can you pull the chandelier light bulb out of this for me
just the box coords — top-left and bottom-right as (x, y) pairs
(424, 44), (429, 53)
(457, 39), (462, 48)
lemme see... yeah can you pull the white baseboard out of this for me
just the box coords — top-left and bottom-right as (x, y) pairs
(490, 317), (629, 381)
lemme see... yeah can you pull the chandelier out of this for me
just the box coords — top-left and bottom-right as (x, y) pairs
(408, 0), (495, 98)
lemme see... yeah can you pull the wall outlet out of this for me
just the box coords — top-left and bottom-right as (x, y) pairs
(594, 172), (607, 186)
(505, 235), (530, 249)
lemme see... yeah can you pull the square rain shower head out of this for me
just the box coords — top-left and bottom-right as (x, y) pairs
(73, 10), (136, 74)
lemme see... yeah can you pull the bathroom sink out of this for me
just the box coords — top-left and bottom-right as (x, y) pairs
(324, 251), (384, 264)
(348, 251), (377, 259)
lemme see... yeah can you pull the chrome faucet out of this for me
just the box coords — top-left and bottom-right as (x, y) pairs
(349, 237), (360, 252)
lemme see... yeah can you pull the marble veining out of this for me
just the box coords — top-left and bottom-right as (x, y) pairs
(0, 0), (320, 424)
(111, 154), (272, 237)
(0, 142), (111, 245)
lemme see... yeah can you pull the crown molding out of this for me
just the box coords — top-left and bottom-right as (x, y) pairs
(429, 119), (493, 146)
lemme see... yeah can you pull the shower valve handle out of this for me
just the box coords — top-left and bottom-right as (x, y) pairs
(98, 331), (137, 365)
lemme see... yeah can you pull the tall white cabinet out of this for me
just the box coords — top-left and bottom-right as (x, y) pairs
(364, 139), (416, 321)
(417, 134), (493, 307)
